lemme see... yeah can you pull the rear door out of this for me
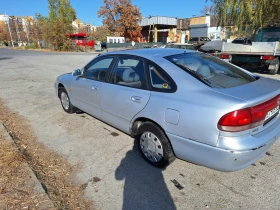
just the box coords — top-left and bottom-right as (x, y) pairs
(71, 56), (115, 119)
(101, 56), (151, 133)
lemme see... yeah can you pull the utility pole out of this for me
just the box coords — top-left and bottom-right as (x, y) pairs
(4, 15), (14, 48)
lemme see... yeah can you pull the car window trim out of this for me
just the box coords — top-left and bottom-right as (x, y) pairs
(81, 55), (117, 82)
(107, 55), (149, 90)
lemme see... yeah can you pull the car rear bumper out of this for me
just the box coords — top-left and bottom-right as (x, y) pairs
(167, 131), (279, 172)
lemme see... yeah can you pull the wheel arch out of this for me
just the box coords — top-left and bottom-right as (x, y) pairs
(132, 117), (177, 163)
(131, 117), (165, 137)
(58, 83), (65, 97)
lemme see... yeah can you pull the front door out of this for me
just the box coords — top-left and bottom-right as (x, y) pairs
(101, 56), (151, 133)
(71, 56), (115, 119)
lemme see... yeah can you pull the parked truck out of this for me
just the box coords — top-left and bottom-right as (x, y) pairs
(221, 27), (280, 74)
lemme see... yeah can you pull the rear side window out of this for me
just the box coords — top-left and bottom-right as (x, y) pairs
(165, 53), (256, 88)
(148, 63), (176, 92)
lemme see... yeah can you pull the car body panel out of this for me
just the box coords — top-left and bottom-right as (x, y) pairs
(218, 114), (280, 151)
(55, 73), (73, 96)
(167, 131), (279, 172)
(214, 76), (280, 106)
(132, 87), (249, 147)
(71, 77), (103, 119)
(101, 83), (151, 134)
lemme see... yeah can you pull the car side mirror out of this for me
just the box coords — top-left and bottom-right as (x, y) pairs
(72, 69), (81, 76)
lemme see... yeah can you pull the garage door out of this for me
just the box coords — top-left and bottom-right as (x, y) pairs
(190, 24), (208, 37)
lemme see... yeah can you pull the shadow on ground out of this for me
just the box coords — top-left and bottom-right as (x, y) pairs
(115, 140), (176, 210)
(0, 57), (13, 61)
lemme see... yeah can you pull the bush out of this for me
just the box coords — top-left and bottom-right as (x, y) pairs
(25, 42), (39, 50)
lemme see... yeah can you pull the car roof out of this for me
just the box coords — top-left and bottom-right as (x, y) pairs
(104, 48), (197, 60)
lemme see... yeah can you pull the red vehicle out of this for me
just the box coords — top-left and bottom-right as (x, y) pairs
(67, 33), (94, 47)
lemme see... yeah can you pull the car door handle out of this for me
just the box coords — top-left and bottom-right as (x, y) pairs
(131, 96), (142, 103)
(92, 85), (99, 91)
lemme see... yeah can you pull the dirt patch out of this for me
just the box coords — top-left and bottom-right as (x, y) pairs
(0, 99), (92, 209)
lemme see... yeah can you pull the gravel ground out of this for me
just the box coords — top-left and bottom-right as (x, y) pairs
(0, 48), (280, 210)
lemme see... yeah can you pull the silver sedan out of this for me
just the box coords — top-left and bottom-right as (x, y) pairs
(55, 48), (280, 172)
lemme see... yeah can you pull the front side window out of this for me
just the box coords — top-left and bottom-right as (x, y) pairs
(110, 57), (146, 89)
(148, 63), (175, 91)
(83, 57), (114, 81)
(165, 53), (256, 88)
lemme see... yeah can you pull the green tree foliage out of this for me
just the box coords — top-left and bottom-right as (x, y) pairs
(37, 0), (76, 50)
(98, 0), (142, 40)
(209, 0), (280, 37)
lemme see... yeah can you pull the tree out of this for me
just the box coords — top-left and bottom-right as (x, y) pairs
(0, 22), (9, 43)
(98, 0), (142, 40)
(208, 0), (280, 37)
(91, 26), (112, 42)
(200, 5), (215, 16)
(37, 0), (76, 50)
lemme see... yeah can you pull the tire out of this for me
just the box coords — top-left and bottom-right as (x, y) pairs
(136, 121), (175, 168)
(58, 87), (77, 113)
(269, 58), (279, 75)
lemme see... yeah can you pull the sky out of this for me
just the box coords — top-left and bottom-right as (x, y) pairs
(1, 0), (211, 26)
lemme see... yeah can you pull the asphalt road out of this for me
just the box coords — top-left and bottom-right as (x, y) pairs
(0, 48), (280, 210)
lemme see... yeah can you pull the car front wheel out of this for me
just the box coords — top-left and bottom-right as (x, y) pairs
(136, 122), (175, 168)
(59, 87), (77, 113)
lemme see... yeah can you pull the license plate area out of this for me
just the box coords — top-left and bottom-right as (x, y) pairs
(264, 106), (279, 125)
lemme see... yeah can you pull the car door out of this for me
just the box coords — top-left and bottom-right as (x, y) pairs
(101, 56), (151, 133)
(70, 56), (115, 119)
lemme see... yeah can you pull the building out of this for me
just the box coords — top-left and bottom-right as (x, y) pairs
(72, 19), (97, 33)
(176, 15), (237, 43)
(138, 16), (177, 43)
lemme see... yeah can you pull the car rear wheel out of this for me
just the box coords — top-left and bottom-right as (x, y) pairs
(59, 87), (77, 113)
(136, 121), (175, 167)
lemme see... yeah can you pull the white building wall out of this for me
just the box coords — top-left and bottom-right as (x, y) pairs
(208, 26), (223, 40)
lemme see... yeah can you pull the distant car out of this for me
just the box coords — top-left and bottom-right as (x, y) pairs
(55, 48), (280, 172)
(165, 43), (195, 50)
(199, 40), (224, 53)
(189, 37), (211, 49)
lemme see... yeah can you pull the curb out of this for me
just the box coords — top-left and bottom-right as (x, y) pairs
(0, 122), (55, 209)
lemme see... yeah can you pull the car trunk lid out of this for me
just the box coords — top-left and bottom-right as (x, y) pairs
(215, 76), (280, 132)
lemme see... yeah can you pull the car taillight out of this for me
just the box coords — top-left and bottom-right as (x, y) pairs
(220, 54), (230, 59)
(260, 55), (275, 60)
(218, 109), (252, 132)
(218, 95), (280, 132)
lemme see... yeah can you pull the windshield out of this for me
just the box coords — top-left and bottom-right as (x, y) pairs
(165, 53), (256, 88)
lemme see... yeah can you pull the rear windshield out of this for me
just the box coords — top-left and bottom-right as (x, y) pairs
(165, 53), (256, 88)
